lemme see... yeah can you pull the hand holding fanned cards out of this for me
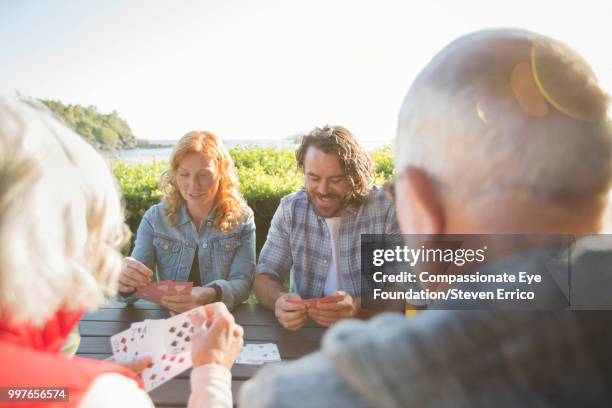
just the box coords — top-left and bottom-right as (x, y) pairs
(286, 293), (343, 309)
(235, 343), (281, 365)
(110, 306), (203, 391)
(136, 280), (193, 304)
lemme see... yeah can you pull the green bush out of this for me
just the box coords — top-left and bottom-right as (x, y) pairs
(112, 160), (166, 238)
(112, 146), (394, 254)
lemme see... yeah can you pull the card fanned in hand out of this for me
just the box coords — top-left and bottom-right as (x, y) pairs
(110, 306), (203, 391)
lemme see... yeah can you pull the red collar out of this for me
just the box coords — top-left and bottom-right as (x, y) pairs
(0, 308), (83, 353)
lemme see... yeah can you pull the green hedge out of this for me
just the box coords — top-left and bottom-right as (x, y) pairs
(113, 146), (394, 253)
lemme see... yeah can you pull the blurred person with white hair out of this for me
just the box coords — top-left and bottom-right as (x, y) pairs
(0, 97), (242, 407)
(239, 29), (612, 407)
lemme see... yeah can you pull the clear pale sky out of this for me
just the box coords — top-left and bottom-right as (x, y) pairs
(1, 0), (610, 141)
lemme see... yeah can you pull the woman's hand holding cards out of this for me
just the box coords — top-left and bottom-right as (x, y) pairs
(161, 286), (216, 314)
(118, 257), (153, 294)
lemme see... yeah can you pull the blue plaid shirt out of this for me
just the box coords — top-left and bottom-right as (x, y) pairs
(256, 186), (400, 298)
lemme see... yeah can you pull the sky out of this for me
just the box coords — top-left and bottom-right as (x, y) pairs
(1, 0), (611, 142)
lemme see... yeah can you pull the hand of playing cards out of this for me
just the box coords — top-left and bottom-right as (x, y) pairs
(111, 303), (280, 391)
(136, 280), (193, 305)
(286, 294), (343, 309)
(110, 307), (202, 391)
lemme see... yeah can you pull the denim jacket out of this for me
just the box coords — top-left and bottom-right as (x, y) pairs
(127, 202), (256, 310)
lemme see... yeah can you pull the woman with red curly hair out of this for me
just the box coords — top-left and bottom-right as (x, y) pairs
(119, 131), (256, 313)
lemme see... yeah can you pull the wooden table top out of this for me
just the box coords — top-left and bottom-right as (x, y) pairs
(76, 300), (327, 407)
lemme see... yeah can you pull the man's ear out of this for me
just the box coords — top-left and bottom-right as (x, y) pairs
(395, 166), (444, 235)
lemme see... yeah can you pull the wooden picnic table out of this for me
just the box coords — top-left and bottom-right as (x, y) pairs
(76, 300), (327, 407)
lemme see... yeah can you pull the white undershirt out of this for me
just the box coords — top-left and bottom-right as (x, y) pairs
(323, 217), (343, 296)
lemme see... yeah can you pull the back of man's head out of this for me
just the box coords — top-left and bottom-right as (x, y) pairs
(395, 29), (612, 233)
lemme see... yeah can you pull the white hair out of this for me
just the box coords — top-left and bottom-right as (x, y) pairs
(395, 29), (612, 223)
(0, 97), (129, 326)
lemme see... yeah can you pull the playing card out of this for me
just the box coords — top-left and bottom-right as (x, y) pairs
(110, 322), (146, 363)
(136, 280), (193, 304)
(109, 305), (204, 392)
(136, 285), (162, 303)
(169, 281), (193, 295)
(235, 343), (281, 365)
(142, 350), (192, 391)
(136, 281), (163, 303)
(286, 298), (321, 308)
(162, 307), (204, 355)
(287, 295), (340, 309)
(248, 343), (281, 363)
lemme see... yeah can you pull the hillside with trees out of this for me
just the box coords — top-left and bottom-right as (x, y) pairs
(40, 99), (137, 150)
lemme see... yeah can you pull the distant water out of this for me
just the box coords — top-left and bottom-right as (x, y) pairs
(103, 138), (391, 163)
(103, 139), (295, 163)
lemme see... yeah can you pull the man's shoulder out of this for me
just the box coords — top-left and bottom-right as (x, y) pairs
(366, 185), (393, 207)
(350, 186), (394, 215)
(277, 190), (309, 214)
(279, 189), (308, 205)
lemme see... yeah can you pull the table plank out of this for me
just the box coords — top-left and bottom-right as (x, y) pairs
(82, 308), (169, 321)
(79, 320), (325, 343)
(75, 352), (287, 380)
(95, 299), (166, 309)
(85, 302), (322, 328)
(78, 335), (320, 359)
(233, 304), (321, 328)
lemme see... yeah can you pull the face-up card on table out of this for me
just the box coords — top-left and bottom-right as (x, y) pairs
(235, 343), (281, 365)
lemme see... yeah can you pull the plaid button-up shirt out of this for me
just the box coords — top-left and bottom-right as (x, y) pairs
(256, 187), (400, 298)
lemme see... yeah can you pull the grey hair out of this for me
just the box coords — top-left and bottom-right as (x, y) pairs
(0, 97), (130, 326)
(395, 29), (612, 223)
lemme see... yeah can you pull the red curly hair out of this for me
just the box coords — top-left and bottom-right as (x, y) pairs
(161, 131), (246, 232)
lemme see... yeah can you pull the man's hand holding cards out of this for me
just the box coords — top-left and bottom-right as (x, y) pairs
(306, 291), (358, 327)
(286, 293), (345, 309)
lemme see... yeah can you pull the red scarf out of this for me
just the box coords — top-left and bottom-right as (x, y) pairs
(0, 309), (144, 407)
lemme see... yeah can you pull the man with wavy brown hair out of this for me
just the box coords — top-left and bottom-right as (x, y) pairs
(254, 125), (400, 330)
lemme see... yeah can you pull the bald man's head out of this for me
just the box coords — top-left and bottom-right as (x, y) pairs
(394, 29), (612, 234)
